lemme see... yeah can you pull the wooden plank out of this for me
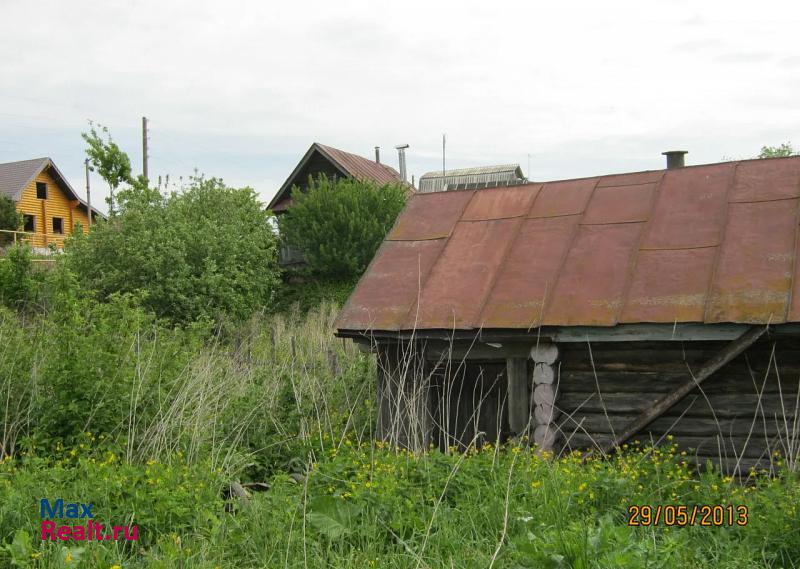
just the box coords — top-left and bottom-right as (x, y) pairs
(506, 357), (529, 434)
(560, 370), (800, 394)
(559, 412), (790, 437)
(550, 323), (748, 342)
(558, 391), (799, 416)
(424, 342), (532, 361)
(597, 326), (767, 454)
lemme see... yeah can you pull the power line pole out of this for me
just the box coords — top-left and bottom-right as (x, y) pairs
(142, 116), (149, 181)
(84, 159), (92, 227)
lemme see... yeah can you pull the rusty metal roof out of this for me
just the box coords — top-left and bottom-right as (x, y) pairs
(268, 143), (403, 211)
(336, 156), (800, 332)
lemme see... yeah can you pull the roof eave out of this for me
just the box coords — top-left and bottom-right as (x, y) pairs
(267, 143), (349, 211)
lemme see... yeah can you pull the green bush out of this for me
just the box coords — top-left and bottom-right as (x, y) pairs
(0, 195), (21, 245)
(278, 175), (406, 279)
(66, 175), (281, 324)
(0, 245), (35, 308)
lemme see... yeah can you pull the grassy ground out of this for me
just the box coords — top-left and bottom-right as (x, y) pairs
(1, 303), (799, 568)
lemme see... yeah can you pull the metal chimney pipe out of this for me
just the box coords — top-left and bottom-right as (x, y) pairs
(662, 150), (688, 169)
(374, 146), (380, 164)
(395, 144), (409, 183)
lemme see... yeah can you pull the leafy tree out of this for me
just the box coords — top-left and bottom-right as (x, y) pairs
(278, 175), (406, 279)
(0, 244), (34, 308)
(0, 195), (22, 245)
(758, 142), (795, 158)
(67, 175), (280, 324)
(82, 121), (133, 214)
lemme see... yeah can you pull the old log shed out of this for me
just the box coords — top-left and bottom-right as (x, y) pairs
(334, 155), (800, 476)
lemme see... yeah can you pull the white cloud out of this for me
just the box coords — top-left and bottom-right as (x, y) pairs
(0, 0), (798, 208)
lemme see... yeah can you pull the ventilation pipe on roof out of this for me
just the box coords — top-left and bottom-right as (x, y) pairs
(375, 146), (380, 164)
(395, 144), (409, 183)
(662, 150), (688, 169)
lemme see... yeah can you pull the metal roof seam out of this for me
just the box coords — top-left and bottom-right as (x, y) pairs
(782, 196), (800, 321)
(474, 187), (545, 327)
(538, 176), (603, 326)
(616, 171), (667, 324)
(701, 162), (739, 323)
(386, 235), (451, 242)
(398, 190), (478, 329)
(638, 244), (719, 251)
(579, 219), (655, 227)
(727, 196), (800, 204)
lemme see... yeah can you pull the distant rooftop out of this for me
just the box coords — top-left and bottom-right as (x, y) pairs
(419, 164), (525, 193)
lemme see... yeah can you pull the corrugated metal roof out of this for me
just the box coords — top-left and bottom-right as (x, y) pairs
(268, 143), (403, 211)
(418, 164), (524, 193)
(316, 144), (403, 186)
(0, 157), (50, 200)
(336, 156), (800, 332)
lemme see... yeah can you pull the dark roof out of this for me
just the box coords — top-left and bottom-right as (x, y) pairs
(267, 143), (403, 211)
(0, 157), (51, 200)
(335, 156), (800, 333)
(0, 157), (104, 218)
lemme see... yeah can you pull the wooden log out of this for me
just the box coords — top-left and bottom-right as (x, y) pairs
(558, 391), (799, 417)
(506, 357), (529, 434)
(559, 370), (800, 394)
(530, 343), (559, 365)
(534, 402), (560, 424)
(533, 383), (557, 406)
(533, 424), (558, 449)
(558, 411), (793, 438)
(532, 363), (555, 385)
(597, 326), (768, 455)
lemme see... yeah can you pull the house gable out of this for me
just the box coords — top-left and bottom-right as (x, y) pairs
(16, 166), (91, 248)
(268, 142), (402, 212)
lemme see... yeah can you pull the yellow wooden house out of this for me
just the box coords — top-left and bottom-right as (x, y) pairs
(0, 157), (102, 249)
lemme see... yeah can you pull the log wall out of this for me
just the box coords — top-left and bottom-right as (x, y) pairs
(555, 338), (800, 475)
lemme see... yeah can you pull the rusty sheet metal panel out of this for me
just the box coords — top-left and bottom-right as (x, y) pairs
(728, 158), (800, 203)
(788, 224), (800, 322)
(405, 219), (520, 329)
(544, 223), (643, 326)
(388, 190), (474, 241)
(529, 178), (597, 218)
(621, 248), (717, 322)
(461, 184), (540, 220)
(480, 215), (580, 328)
(641, 162), (734, 250)
(335, 239), (446, 331)
(596, 170), (664, 187)
(706, 199), (799, 323)
(336, 156), (800, 333)
(582, 182), (657, 225)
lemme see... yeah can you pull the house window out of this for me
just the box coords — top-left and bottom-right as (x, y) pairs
(36, 182), (47, 199)
(52, 217), (64, 234)
(23, 215), (35, 232)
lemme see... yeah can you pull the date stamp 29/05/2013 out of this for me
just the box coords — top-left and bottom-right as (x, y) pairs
(627, 505), (748, 527)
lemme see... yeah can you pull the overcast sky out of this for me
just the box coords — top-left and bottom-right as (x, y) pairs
(1, 0), (799, 211)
